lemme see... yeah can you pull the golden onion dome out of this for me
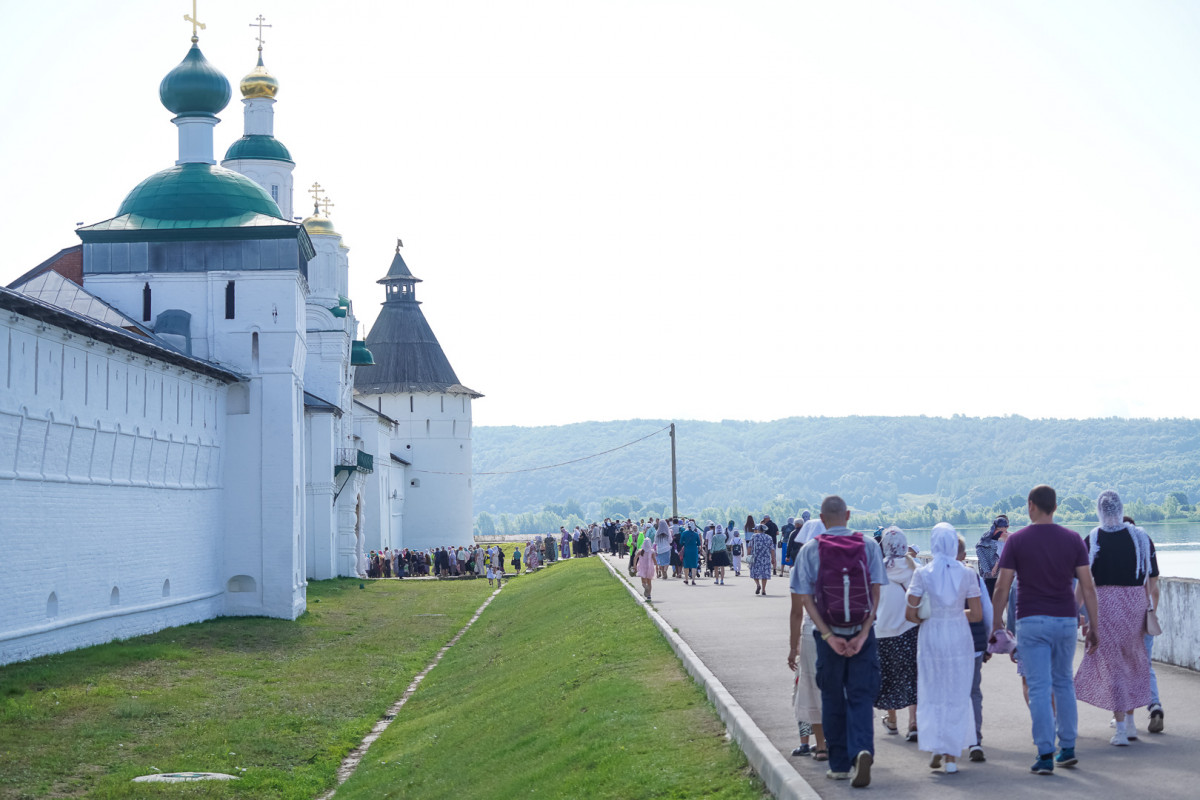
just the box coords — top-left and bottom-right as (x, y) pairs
(240, 53), (279, 99)
(302, 212), (340, 238)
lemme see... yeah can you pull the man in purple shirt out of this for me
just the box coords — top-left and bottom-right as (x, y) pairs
(991, 484), (1099, 776)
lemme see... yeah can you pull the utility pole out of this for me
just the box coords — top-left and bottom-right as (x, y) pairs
(670, 422), (678, 518)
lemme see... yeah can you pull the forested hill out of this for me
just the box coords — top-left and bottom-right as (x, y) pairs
(471, 416), (1200, 522)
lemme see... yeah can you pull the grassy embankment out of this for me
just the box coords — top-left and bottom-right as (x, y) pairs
(335, 558), (765, 799)
(1, 561), (764, 799)
(0, 579), (492, 799)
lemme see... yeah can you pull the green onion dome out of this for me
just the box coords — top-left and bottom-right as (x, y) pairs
(159, 43), (231, 117)
(118, 163), (283, 222)
(224, 134), (294, 163)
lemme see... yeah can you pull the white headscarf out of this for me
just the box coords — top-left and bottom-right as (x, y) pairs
(795, 518), (826, 546)
(655, 519), (672, 552)
(920, 522), (968, 607)
(1090, 490), (1152, 581)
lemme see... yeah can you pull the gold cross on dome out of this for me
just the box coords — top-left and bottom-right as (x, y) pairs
(319, 197), (335, 216)
(184, 0), (206, 42)
(250, 14), (271, 50)
(308, 181), (324, 205)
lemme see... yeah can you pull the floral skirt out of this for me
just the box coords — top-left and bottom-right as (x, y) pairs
(875, 626), (919, 710)
(1076, 585), (1153, 712)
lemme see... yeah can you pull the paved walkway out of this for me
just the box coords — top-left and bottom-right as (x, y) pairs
(603, 554), (1197, 799)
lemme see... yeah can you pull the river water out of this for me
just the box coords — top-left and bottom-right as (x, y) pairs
(898, 521), (1200, 580)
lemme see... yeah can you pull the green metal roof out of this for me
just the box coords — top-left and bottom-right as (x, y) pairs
(116, 163), (284, 223)
(160, 43), (231, 116)
(224, 134), (294, 164)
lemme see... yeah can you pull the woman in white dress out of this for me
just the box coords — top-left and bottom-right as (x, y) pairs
(905, 522), (982, 773)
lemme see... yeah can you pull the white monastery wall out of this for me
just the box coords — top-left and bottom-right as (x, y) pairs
(0, 310), (228, 665)
(366, 391), (473, 549)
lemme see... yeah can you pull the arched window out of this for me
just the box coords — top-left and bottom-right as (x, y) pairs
(110, 586), (120, 606)
(47, 592), (58, 618)
(162, 579), (171, 598)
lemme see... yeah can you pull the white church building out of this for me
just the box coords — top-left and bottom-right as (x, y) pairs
(0, 26), (479, 665)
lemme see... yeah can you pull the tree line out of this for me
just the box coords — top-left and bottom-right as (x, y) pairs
(472, 416), (1200, 535)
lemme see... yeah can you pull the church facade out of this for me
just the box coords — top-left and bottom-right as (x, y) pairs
(0, 25), (479, 665)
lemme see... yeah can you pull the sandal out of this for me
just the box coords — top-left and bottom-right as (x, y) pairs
(813, 748), (829, 762)
(905, 726), (918, 743)
(881, 716), (898, 735)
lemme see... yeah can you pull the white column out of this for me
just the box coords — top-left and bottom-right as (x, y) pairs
(174, 115), (219, 165)
(243, 97), (275, 136)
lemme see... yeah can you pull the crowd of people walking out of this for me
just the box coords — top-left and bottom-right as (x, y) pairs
(364, 485), (1169, 791)
(784, 486), (1166, 788)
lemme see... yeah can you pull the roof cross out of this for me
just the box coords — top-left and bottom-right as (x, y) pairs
(319, 197), (335, 216)
(250, 14), (271, 51)
(184, 0), (206, 42)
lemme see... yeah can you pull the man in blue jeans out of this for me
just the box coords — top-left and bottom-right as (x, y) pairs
(789, 495), (885, 788)
(992, 484), (1099, 775)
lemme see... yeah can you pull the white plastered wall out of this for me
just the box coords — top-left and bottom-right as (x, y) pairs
(0, 310), (229, 665)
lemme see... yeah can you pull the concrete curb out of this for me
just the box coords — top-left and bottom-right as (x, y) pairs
(599, 556), (821, 800)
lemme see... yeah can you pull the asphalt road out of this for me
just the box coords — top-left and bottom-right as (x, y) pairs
(604, 554), (1198, 798)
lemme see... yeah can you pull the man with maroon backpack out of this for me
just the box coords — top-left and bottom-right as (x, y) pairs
(788, 495), (886, 788)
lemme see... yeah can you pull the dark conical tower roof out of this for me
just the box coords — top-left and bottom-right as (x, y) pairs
(353, 243), (481, 397)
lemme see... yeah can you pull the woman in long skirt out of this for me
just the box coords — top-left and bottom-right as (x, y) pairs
(748, 525), (776, 595)
(906, 523), (982, 773)
(1075, 491), (1155, 745)
(875, 526), (919, 740)
(680, 522), (702, 585)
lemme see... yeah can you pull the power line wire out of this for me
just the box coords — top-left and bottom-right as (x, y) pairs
(406, 424), (672, 476)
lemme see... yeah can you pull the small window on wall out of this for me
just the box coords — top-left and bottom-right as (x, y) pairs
(142, 283), (152, 322)
(410, 478), (420, 488)
(271, 185), (279, 202)
(225, 281), (236, 319)
(409, 396), (414, 413)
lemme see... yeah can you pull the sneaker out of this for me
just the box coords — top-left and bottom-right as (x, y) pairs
(1149, 704), (1164, 734)
(969, 745), (986, 762)
(1031, 754), (1054, 775)
(1109, 716), (1117, 728)
(1110, 731), (1130, 746)
(1056, 747), (1077, 767)
(929, 753), (943, 770)
(825, 770), (850, 780)
(1127, 720), (1139, 741)
(851, 751), (873, 788)
(945, 762), (959, 774)
(791, 744), (811, 757)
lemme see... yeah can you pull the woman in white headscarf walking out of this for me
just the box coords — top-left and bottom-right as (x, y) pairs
(875, 526), (920, 741)
(906, 522), (982, 773)
(654, 519), (673, 580)
(1075, 490), (1156, 745)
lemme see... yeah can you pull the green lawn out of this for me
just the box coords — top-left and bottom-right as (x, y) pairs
(335, 559), (766, 799)
(0, 579), (492, 799)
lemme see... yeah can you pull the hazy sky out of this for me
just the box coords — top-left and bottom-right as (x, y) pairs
(3, 1), (1198, 426)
